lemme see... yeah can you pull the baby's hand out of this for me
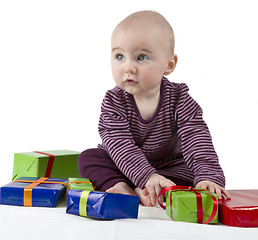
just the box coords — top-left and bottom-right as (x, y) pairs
(196, 180), (231, 199)
(143, 173), (176, 206)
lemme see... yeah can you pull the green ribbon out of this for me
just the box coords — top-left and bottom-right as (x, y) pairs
(79, 190), (90, 217)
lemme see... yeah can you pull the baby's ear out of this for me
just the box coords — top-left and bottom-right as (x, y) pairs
(164, 54), (178, 75)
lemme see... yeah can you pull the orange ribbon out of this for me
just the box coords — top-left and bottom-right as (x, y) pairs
(13, 177), (67, 207)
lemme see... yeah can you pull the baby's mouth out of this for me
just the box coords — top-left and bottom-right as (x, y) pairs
(125, 79), (138, 84)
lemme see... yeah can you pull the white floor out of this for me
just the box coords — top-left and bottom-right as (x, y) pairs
(1, 200), (258, 240)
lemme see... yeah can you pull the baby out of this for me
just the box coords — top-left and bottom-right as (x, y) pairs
(78, 10), (230, 206)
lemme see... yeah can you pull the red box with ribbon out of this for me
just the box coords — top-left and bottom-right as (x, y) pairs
(219, 189), (258, 227)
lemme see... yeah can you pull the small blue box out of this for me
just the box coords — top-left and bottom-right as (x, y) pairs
(0, 177), (67, 207)
(66, 189), (139, 219)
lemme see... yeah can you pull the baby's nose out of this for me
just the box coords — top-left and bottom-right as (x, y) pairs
(124, 62), (136, 74)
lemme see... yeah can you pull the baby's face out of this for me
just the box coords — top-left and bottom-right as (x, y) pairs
(111, 22), (173, 97)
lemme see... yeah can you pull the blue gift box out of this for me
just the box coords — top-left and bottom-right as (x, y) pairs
(0, 177), (68, 207)
(66, 189), (139, 219)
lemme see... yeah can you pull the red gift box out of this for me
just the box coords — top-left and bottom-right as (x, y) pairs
(219, 189), (258, 227)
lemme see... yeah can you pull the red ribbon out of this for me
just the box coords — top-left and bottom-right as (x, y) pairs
(34, 151), (55, 178)
(158, 186), (218, 224)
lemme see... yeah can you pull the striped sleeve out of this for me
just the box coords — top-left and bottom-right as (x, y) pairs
(98, 89), (156, 189)
(175, 84), (226, 187)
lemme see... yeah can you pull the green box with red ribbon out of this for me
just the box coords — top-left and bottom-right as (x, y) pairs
(68, 177), (95, 191)
(159, 186), (218, 224)
(12, 150), (81, 180)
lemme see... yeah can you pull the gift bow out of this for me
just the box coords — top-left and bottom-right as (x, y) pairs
(13, 177), (67, 207)
(158, 186), (218, 224)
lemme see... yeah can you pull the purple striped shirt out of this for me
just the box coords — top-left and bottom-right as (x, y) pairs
(98, 77), (225, 189)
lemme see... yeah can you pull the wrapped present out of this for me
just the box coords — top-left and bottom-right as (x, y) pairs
(68, 178), (95, 191)
(0, 177), (67, 207)
(219, 189), (258, 227)
(12, 150), (80, 180)
(158, 186), (218, 224)
(66, 189), (139, 219)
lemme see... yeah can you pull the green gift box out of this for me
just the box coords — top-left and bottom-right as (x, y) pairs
(68, 178), (95, 191)
(159, 186), (218, 224)
(12, 150), (81, 180)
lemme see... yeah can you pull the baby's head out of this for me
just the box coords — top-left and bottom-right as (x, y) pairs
(112, 11), (175, 56)
(111, 11), (177, 96)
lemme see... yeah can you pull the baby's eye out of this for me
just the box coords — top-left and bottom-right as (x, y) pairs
(138, 54), (148, 61)
(116, 54), (125, 61)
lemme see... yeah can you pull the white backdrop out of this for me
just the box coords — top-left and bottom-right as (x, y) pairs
(0, 0), (257, 190)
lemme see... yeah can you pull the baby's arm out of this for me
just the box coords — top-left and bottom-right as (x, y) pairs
(143, 173), (176, 206)
(196, 180), (231, 199)
(175, 84), (226, 188)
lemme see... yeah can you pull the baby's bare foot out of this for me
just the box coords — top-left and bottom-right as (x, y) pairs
(134, 187), (153, 207)
(106, 182), (136, 196)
